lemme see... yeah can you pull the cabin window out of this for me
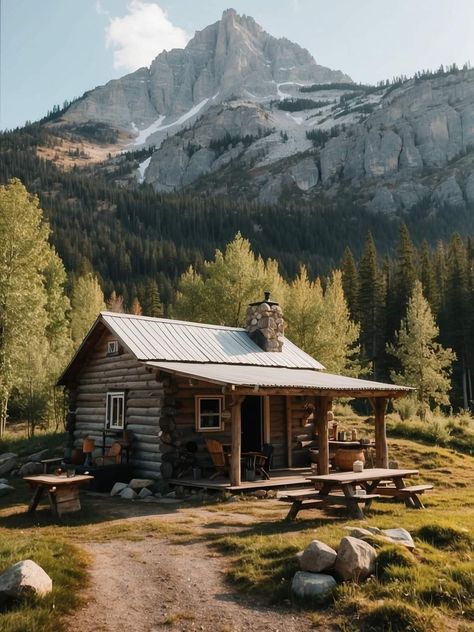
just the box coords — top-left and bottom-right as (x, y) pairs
(106, 392), (125, 430)
(107, 340), (119, 356)
(195, 396), (224, 432)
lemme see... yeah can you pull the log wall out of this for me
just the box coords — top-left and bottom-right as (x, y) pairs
(73, 331), (163, 479)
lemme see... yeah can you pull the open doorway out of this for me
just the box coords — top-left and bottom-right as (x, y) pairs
(241, 396), (263, 452)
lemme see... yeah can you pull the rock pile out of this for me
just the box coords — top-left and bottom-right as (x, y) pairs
(110, 478), (178, 502)
(292, 526), (415, 602)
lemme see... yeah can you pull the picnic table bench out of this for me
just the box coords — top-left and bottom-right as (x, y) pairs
(23, 474), (94, 517)
(280, 468), (431, 520)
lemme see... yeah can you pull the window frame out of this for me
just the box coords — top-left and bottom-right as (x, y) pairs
(107, 340), (119, 356)
(195, 396), (224, 432)
(105, 391), (126, 430)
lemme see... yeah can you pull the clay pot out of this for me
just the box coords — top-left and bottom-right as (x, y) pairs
(335, 448), (366, 471)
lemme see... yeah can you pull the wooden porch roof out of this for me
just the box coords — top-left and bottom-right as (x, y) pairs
(145, 361), (413, 398)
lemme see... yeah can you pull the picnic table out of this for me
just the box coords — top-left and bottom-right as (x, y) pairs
(280, 468), (433, 520)
(23, 474), (94, 517)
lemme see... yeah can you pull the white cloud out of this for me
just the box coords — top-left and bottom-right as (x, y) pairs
(104, 1), (190, 72)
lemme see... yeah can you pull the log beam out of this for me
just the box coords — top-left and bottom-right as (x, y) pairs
(372, 397), (388, 468)
(230, 396), (244, 486)
(315, 396), (331, 475)
(285, 396), (293, 468)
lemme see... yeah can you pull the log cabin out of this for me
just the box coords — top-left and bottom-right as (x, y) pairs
(58, 294), (411, 489)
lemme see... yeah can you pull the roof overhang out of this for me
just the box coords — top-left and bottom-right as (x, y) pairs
(144, 361), (414, 398)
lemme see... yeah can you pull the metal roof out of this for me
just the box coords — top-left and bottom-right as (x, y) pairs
(100, 312), (324, 369)
(144, 361), (413, 395)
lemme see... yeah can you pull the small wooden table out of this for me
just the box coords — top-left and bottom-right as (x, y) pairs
(281, 468), (424, 520)
(24, 474), (94, 517)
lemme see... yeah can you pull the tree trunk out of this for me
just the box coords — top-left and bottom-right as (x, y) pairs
(0, 392), (8, 437)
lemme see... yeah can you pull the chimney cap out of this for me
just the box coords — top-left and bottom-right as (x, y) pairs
(249, 291), (279, 307)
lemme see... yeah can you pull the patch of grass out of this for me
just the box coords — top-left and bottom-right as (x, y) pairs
(362, 599), (437, 632)
(0, 531), (88, 632)
(0, 427), (66, 458)
(414, 524), (473, 551)
(375, 544), (417, 580)
(163, 611), (195, 625)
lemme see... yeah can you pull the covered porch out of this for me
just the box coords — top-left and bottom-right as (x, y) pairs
(146, 361), (412, 488)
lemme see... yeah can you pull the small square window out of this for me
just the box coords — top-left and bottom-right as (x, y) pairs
(106, 392), (125, 429)
(107, 340), (119, 356)
(195, 396), (224, 432)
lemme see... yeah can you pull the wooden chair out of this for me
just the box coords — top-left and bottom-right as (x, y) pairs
(205, 439), (229, 480)
(95, 441), (122, 466)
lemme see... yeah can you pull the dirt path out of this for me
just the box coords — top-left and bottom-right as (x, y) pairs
(72, 536), (318, 632)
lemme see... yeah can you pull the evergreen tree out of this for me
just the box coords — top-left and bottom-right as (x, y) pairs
(341, 247), (359, 321)
(70, 273), (105, 346)
(142, 280), (163, 317)
(442, 234), (471, 408)
(388, 223), (417, 340)
(357, 233), (384, 377)
(419, 241), (440, 314)
(387, 281), (455, 419)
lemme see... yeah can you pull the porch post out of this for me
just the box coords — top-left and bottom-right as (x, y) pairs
(315, 396), (330, 475)
(373, 397), (388, 468)
(285, 396), (293, 468)
(230, 396), (243, 486)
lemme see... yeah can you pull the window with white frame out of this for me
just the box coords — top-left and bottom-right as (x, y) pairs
(195, 396), (224, 432)
(106, 392), (125, 430)
(107, 340), (119, 356)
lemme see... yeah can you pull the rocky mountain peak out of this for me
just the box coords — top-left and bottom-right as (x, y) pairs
(61, 9), (351, 138)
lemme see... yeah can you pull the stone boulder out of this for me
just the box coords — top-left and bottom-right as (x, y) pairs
(128, 478), (154, 491)
(297, 540), (337, 573)
(381, 528), (415, 550)
(0, 478), (10, 485)
(18, 462), (43, 477)
(0, 483), (15, 497)
(110, 482), (128, 497)
(346, 526), (415, 551)
(119, 487), (138, 500)
(138, 487), (153, 499)
(335, 536), (376, 581)
(291, 571), (337, 601)
(0, 560), (52, 604)
(0, 453), (17, 476)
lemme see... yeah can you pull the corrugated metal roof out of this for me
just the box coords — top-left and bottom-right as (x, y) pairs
(144, 361), (413, 394)
(101, 312), (324, 369)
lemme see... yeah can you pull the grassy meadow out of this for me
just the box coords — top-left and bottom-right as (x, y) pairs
(0, 416), (473, 632)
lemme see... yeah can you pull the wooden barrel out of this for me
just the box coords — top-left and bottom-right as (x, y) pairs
(334, 448), (365, 471)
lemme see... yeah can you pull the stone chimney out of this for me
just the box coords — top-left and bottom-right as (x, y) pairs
(245, 292), (285, 352)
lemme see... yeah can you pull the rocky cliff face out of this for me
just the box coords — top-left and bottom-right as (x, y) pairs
(57, 10), (474, 215)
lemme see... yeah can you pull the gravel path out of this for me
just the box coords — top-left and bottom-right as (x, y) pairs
(71, 536), (319, 632)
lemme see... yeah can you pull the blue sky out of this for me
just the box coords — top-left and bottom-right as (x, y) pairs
(1, 0), (473, 129)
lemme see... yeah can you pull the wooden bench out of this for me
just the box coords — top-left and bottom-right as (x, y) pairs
(375, 484), (433, 508)
(280, 489), (380, 520)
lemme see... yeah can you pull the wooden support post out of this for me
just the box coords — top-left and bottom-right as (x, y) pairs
(230, 396), (243, 486)
(373, 397), (388, 468)
(263, 396), (270, 444)
(315, 396), (330, 475)
(285, 396), (293, 468)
